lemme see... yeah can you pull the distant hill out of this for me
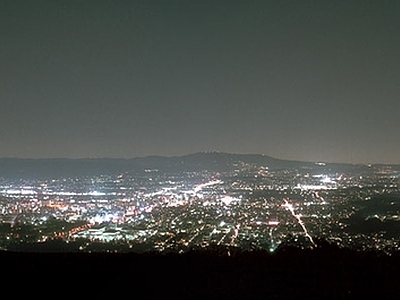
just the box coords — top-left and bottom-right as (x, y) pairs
(0, 152), (396, 179)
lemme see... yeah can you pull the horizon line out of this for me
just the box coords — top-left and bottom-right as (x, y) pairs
(0, 151), (398, 166)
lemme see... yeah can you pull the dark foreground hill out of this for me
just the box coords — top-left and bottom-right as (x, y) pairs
(2, 245), (400, 299)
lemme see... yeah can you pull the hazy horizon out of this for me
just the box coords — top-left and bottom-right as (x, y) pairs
(2, 1), (399, 164)
(1, 150), (399, 166)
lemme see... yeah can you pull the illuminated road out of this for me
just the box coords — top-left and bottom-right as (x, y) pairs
(217, 229), (231, 245)
(230, 224), (240, 246)
(282, 198), (316, 247)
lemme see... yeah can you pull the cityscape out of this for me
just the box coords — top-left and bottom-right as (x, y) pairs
(1, 152), (399, 255)
(2, 1), (400, 297)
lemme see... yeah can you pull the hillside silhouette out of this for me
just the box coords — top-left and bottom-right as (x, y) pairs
(1, 151), (395, 179)
(2, 241), (400, 299)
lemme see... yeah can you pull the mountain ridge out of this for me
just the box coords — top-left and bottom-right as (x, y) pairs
(0, 151), (398, 179)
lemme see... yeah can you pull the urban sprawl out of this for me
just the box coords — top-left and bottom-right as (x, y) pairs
(1, 160), (399, 254)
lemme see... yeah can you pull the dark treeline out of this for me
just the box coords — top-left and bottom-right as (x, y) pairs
(2, 243), (400, 299)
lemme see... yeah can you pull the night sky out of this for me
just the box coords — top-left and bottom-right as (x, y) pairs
(1, 1), (399, 164)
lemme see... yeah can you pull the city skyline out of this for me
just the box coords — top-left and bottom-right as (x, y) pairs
(1, 1), (400, 164)
(1, 149), (399, 255)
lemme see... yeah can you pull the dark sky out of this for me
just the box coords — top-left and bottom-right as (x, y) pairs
(1, 1), (399, 164)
